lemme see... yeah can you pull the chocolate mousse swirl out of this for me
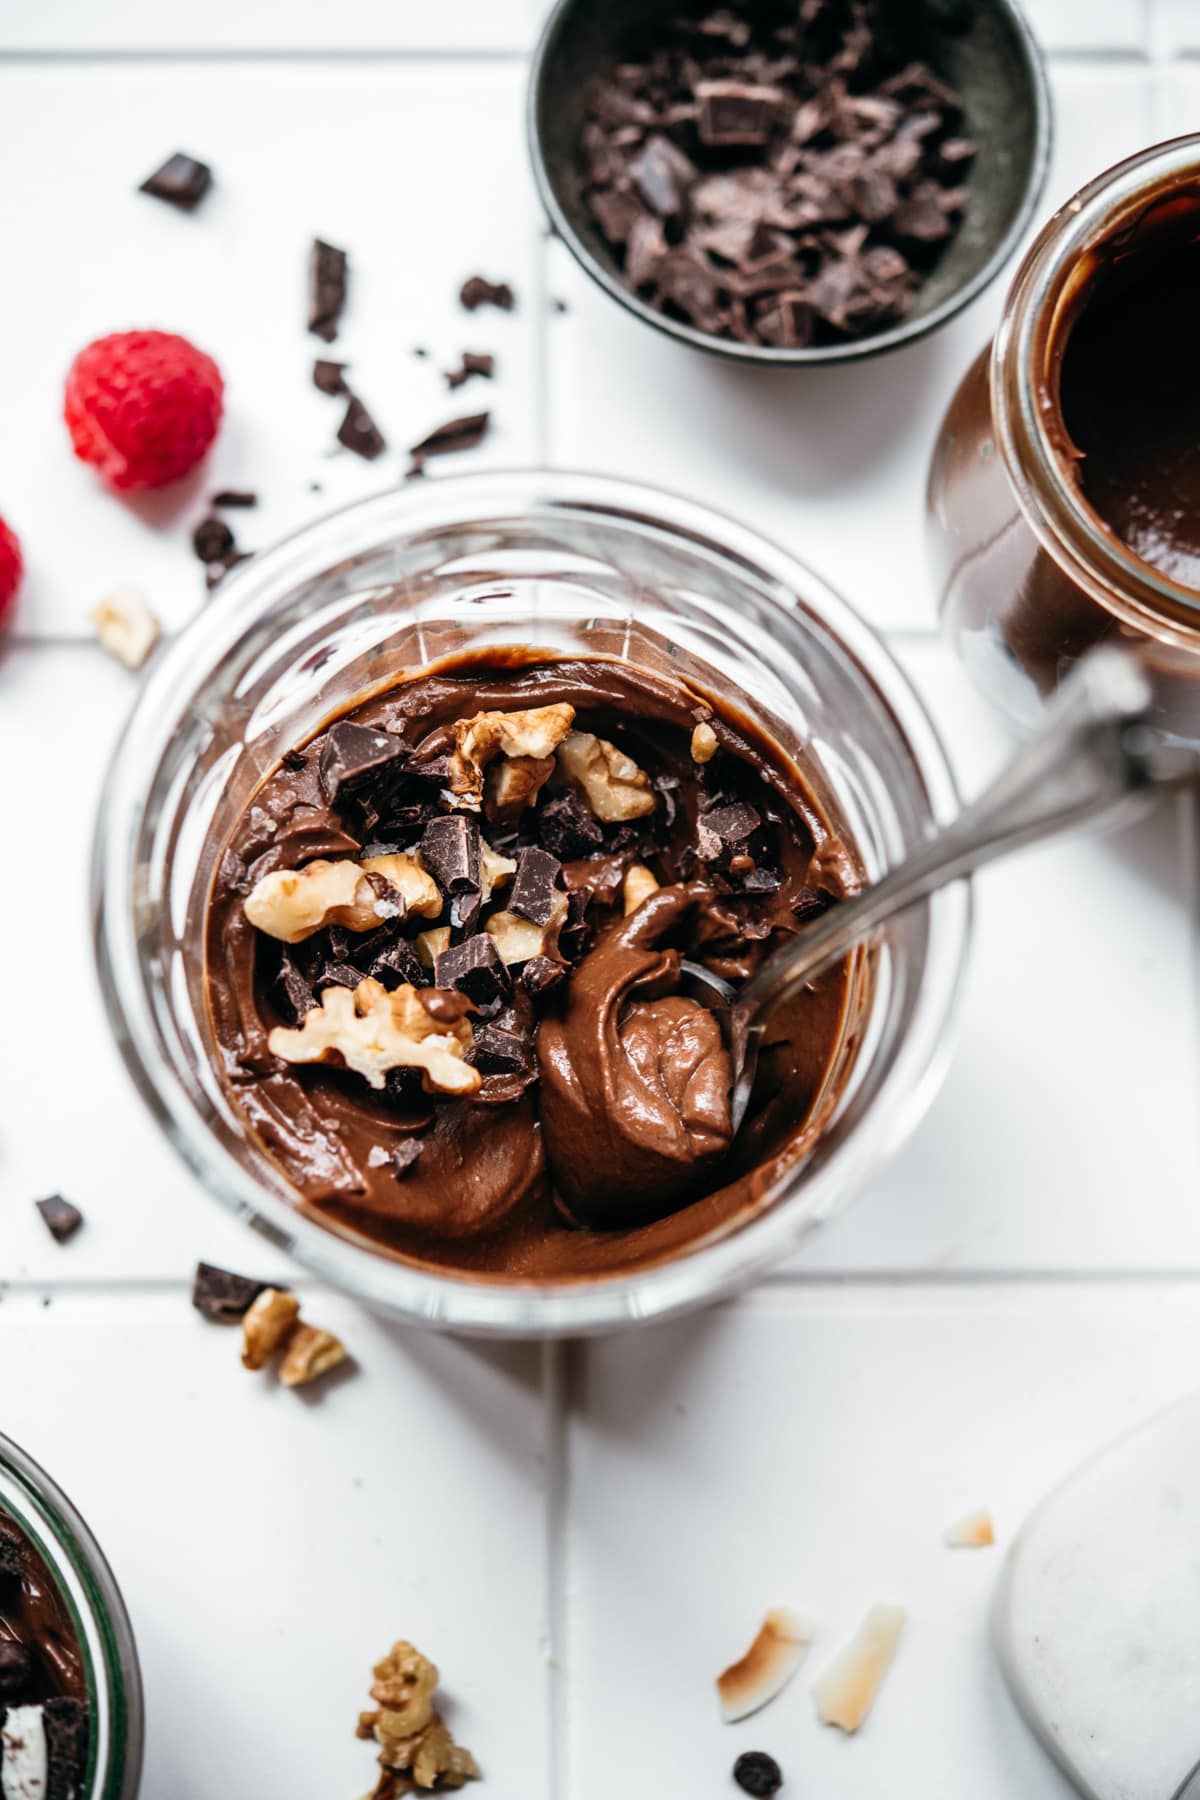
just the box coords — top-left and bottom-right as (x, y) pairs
(204, 654), (866, 1281)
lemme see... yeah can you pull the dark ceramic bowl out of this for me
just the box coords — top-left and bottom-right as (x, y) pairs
(528, 0), (1053, 364)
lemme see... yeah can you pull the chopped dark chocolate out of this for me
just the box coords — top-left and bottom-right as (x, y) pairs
(313, 359), (349, 396)
(271, 949), (317, 1025)
(35, 1195), (83, 1245)
(337, 392), (386, 460)
(191, 513), (235, 564)
(316, 960), (368, 992)
(445, 351), (495, 390)
(309, 238), (348, 342)
(434, 935), (511, 1009)
(420, 814), (481, 899)
(509, 845), (562, 926)
(558, 887), (592, 964)
(191, 1261), (273, 1323)
(470, 1023), (532, 1075)
(459, 275), (515, 312)
(0, 1640), (32, 1697)
(521, 954), (565, 998)
(318, 721), (407, 803)
(211, 488), (258, 508)
(369, 938), (427, 992)
(391, 1139), (423, 1177)
(139, 151), (212, 210)
(407, 412), (490, 467)
(697, 801), (762, 864)
(537, 790), (603, 860)
(577, 3), (974, 348)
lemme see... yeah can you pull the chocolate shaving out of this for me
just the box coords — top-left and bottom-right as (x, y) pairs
(509, 845), (563, 926)
(313, 359), (349, 396)
(445, 351), (495, 390)
(35, 1195), (83, 1244)
(459, 275), (515, 312)
(139, 151), (212, 210)
(272, 949), (317, 1024)
(420, 814), (481, 900)
(391, 1139), (423, 1178)
(191, 1262), (274, 1322)
(211, 488), (257, 508)
(337, 392), (386, 460)
(407, 412), (490, 477)
(309, 238), (348, 342)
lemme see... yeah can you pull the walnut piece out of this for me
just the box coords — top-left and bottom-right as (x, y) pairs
(241, 1288), (300, 1370)
(415, 926), (452, 969)
(485, 753), (555, 821)
(556, 730), (656, 823)
(691, 720), (718, 763)
(361, 853), (443, 919)
(622, 864), (660, 914)
(91, 584), (161, 670)
(279, 1322), (347, 1388)
(267, 978), (480, 1095)
(244, 859), (377, 943)
(479, 841), (517, 902)
(449, 703), (575, 807)
(366, 1642), (480, 1792)
(486, 890), (568, 966)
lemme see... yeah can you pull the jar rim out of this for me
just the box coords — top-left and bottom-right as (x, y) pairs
(93, 469), (972, 1336)
(992, 132), (1200, 645)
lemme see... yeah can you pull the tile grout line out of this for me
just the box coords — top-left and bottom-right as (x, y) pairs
(542, 1338), (572, 1800)
(0, 46), (533, 65)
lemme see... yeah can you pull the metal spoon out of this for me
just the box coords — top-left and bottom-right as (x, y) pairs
(682, 645), (1198, 1135)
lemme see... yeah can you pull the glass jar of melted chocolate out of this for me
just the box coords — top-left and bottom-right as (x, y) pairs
(928, 135), (1200, 725)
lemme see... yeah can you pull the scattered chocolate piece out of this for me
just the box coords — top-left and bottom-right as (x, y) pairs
(138, 151), (212, 210)
(435, 935), (511, 1009)
(578, 3), (973, 348)
(459, 275), (515, 312)
(537, 790), (603, 859)
(412, 345), (430, 359)
(313, 359), (349, 396)
(35, 1195), (83, 1245)
(470, 1022), (532, 1075)
(521, 954), (565, 998)
(733, 1750), (784, 1797)
(0, 1640), (32, 1697)
(309, 238), (348, 342)
(318, 721), (408, 803)
(407, 412), (490, 475)
(191, 1261), (274, 1323)
(337, 392), (386, 460)
(445, 351), (495, 391)
(509, 846), (562, 926)
(282, 748), (307, 772)
(391, 1139), (423, 1177)
(211, 488), (257, 508)
(553, 296), (569, 314)
(191, 513), (235, 564)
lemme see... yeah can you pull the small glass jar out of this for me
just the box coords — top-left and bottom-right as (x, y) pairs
(0, 1433), (143, 1799)
(928, 135), (1200, 727)
(94, 471), (969, 1337)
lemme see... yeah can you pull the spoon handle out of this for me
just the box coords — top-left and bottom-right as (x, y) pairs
(737, 645), (1160, 1026)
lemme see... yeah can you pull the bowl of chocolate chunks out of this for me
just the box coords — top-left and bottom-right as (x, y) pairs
(529, 0), (1052, 362)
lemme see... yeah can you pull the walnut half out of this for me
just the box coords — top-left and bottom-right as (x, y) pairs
(245, 852), (439, 944)
(267, 978), (480, 1095)
(449, 703), (575, 808)
(366, 1642), (480, 1792)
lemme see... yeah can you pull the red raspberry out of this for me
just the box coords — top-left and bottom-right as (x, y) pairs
(64, 329), (224, 491)
(0, 516), (23, 630)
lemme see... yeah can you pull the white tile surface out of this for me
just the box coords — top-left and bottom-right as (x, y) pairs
(793, 643), (1200, 1274)
(565, 1285), (1200, 1800)
(0, 61), (540, 638)
(0, 1292), (549, 1798)
(1024, 0), (1146, 53)
(0, 0), (541, 54)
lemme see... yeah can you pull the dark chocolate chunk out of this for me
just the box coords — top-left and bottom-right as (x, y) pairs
(407, 412), (490, 466)
(337, 392), (386, 460)
(521, 955), (564, 998)
(191, 1262), (273, 1323)
(369, 938), (426, 992)
(558, 887), (591, 963)
(537, 790), (603, 860)
(318, 721), (407, 803)
(44, 1697), (90, 1798)
(421, 813), (481, 900)
(139, 151), (212, 210)
(741, 864), (782, 892)
(391, 1139), (423, 1177)
(629, 134), (696, 221)
(35, 1195), (83, 1245)
(282, 748), (307, 773)
(191, 514), (234, 564)
(434, 934), (511, 1008)
(211, 488), (257, 508)
(791, 883), (830, 921)
(470, 1023), (531, 1075)
(509, 845), (562, 926)
(271, 950), (316, 1025)
(459, 275), (515, 312)
(316, 960), (367, 992)
(733, 1750), (783, 1797)
(0, 1640), (32, 1698)
(697, 801), (762, 863)
(0, 1526), (23, 1581)
(308, 238), (348, 342)
(313, 359), (349, 396)
(445, 351), (495, 390)
(695, 81), (782, 147)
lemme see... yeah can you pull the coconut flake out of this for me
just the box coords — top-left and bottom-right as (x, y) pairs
(944, 1507), (995, 1548)
(812, 1603), (906, 1734)
(716, 1606), (813, 1723)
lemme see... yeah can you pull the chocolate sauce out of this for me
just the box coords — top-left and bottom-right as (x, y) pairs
(0, 1510), (86, 1702)
(204, 654), (867, 1282)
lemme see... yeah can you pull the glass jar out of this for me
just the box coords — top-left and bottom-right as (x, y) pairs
(94, 471), (969, 1337)
(928, 135), (1200, 727)
(0, 1433), (143, 1799)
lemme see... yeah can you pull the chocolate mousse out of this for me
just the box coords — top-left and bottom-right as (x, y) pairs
(205, 654), (867, 1280)
(0, 1510), (89, 1797)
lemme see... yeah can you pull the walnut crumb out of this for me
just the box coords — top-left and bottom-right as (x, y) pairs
(361, 1640), (480, 1792)
(691, 721), (718, 763)
(241, 1288), (348, 1390)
